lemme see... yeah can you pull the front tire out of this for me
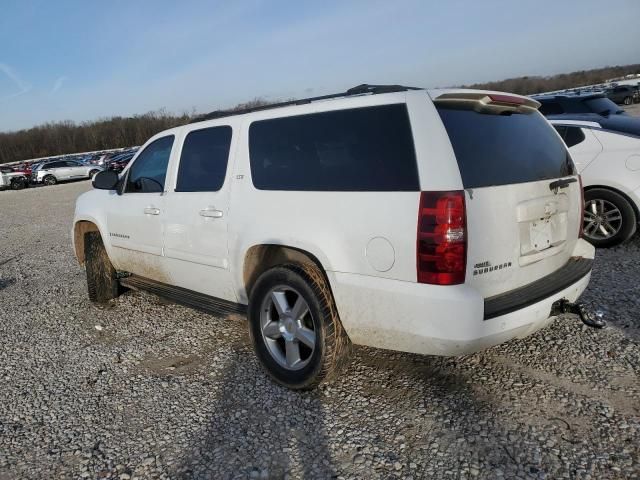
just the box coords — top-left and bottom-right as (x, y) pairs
(583, 188), (636, 248)
(43, 175), (57, 186)
(84, 231), (120, 304)
(248, 263), (351, 390)
(623, 96), (632, 105)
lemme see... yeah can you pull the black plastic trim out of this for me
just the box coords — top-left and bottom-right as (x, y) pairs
(484, 257), (593, 320)
(120, 275), (246, 317)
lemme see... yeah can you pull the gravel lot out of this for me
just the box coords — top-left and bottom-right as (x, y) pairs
(0, 181), (638, 480)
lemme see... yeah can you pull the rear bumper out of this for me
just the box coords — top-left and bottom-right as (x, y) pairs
(484, 257), (592, 319)
(330, 239), (595, 356)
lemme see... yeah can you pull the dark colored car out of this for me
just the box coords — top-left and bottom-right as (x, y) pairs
(107, 153), (135, 173)
(533, 92), (640, 137)
(605, 85), (635, 105)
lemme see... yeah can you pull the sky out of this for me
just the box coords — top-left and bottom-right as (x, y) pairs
(0, 0), (639, 132)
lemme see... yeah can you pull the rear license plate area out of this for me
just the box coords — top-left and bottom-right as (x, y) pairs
(530, 219), (552, 252)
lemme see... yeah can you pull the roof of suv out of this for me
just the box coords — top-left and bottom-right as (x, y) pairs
(190, 84), (423, 124)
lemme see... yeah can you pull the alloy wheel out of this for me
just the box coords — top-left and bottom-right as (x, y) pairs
(583, 199), (622, 240)
(259, 286), (316, 370)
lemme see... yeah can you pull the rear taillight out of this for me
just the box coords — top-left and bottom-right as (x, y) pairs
(578, 175), (585, 238)
(417, 191), (467, 285)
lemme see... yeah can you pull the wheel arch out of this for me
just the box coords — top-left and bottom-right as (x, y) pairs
(73, 219), (104, 265)
(583, 184), (640, 220)
(241, 244), (332, 303)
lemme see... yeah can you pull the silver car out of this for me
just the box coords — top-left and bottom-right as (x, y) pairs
(33, 160), (103, 186)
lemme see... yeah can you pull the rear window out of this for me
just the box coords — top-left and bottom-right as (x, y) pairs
(583, 97), (620, 115)
(436, 108), (575, 188)
(249, 104), (419, 191)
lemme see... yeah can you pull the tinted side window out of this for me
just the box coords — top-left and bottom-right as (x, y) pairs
(539, 101), (564, 115)
(553, 125), (567, 139)
(249, 104), (419, 191)
(436, 108), (574, 188)
(553, 125), (586, 148)
(125, 136), (174, 193)
(563, 127), (585, 148)
(176, 126), (232, 192)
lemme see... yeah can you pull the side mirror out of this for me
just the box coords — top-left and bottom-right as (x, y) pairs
(92, 170), (119, 190)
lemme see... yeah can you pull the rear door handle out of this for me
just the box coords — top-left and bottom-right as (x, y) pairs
(144, 206), (161, 215)
(199, 207), (223, 218)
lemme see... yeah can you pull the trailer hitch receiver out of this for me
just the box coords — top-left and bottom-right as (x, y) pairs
(551, 299), (605, 329)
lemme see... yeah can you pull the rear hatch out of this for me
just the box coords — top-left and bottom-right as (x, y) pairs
(432, 92), (582, 299)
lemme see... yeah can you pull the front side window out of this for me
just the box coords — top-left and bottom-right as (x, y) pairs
(176, 126), (232, 192)
(125, 136), (174, 193)
(248, 104), (419, 191)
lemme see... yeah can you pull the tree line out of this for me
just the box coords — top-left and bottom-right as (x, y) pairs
(463, 64), (640, 95)
(0, 98), (270, 164)
(1, 64), (639, 164)
(0, 110), (192, 164)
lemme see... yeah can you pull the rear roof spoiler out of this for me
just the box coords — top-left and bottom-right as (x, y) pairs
(432, 92), (541, 114)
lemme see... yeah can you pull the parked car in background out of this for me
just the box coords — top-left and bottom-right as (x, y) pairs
(551, 119), (640, 247)
(534, 92), (640, 137)
(107, 152), (135, 173)
(74, 84), (596, 389)
(0, 166), (30, 190)
(32, 160), (103, 185)
(604, 85), (635, 105)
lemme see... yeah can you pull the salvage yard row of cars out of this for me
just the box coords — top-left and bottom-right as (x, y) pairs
(0, 147), (138, 190)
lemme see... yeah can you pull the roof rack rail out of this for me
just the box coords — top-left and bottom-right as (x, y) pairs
(190, 83), (422, 124)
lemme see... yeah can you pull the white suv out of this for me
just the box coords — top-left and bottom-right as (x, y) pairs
(72, 85), (595, 389)
(33, 160), (103, 185)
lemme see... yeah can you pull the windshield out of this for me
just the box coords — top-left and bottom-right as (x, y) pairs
(583, 97), (624, 115)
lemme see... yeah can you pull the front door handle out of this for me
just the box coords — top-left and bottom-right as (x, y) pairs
(144, 206), (161, 215)
(199, 207), (223, 218)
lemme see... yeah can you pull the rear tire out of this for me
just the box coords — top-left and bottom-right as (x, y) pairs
(10, 178), (26, 190)
(248, 263), (351, 390)
(583, 188), (636, 248)
(84, 231), (120, 304)
(43, 175), (57, 186)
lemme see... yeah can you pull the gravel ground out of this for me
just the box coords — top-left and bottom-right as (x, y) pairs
(0, 181), (638, 480)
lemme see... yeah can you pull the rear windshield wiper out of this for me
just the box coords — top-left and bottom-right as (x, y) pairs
(549, 177), (577, 192)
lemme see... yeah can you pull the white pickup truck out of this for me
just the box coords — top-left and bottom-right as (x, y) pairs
(72, 84), (597, 389)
